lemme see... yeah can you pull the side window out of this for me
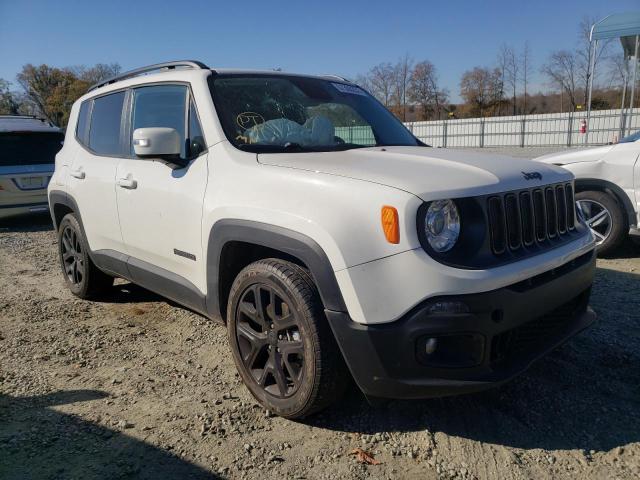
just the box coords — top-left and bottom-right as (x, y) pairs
(131, 85), (187, 159)
(76, 100), (90, 146)
(88, 91), (126, 155)
(188, 100), (206, 157)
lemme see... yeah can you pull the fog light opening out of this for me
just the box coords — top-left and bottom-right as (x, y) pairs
(424, 337), (438, 355)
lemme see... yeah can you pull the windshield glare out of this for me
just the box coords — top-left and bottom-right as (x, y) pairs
(210, 75), (421, 152)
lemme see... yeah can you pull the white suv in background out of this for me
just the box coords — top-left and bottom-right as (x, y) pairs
(1, 115), (63, 220)
(49, 61), (596, 418)
(536, 131), (640, 255)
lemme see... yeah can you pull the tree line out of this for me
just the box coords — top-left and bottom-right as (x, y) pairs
(356, 16), (631, 120)
(0, 63), (120, 126)
(0, 15), (633, 127)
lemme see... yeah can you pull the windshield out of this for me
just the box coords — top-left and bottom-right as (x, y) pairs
(619, 130), (640, 143)
(210, 74), (421, 152)
(0, 131), (64, 167)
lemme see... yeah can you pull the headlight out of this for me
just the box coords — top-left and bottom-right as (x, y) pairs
(424, 199), (460, 252)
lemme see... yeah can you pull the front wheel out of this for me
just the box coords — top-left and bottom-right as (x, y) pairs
(576, 190), (626, 256)
(227, 259), (349, 418)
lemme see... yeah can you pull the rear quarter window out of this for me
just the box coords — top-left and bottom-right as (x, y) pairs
(76, 100), (91, 146)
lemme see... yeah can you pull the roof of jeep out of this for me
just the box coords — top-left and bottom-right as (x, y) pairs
(81, 61), (352, 105)
(0, 115), (61, 133)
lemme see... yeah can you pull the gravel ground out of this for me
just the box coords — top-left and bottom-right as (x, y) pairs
(1, 147), (639, 480)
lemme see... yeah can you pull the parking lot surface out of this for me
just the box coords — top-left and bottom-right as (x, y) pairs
(1, 211), (638, 480)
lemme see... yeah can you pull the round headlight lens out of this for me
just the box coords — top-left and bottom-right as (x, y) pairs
(425, 199), (460, 252)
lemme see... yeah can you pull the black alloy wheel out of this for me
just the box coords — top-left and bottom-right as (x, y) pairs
(235, 283), (305, 398)
(61, 224), (85, 286)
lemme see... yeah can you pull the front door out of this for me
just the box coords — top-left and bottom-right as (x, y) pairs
(115, 84), (209, 296)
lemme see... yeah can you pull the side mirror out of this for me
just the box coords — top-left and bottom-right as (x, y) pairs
(133, 127), (181, 159)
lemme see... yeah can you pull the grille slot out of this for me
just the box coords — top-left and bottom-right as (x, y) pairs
(519, 192), (534, 246)
(533, 189), (547, 242)
(545, 188), (557, 238)
(504, 194), (522, 250)
(487, 183), (576, 256)
(488, 196), (507, 254)
(565, 184), (575, 230)
(556, 185), (567, 233)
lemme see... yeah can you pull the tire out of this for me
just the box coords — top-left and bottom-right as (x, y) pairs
(227, 258), (349, 418)
(57, 213), (113, 299)
(576, 190), (626, 257)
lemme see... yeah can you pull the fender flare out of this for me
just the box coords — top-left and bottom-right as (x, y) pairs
(574, 178), (636, 228)
(205, 219), (347, 320)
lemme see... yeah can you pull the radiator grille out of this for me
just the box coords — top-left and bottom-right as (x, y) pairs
(488, 183), (576, 255)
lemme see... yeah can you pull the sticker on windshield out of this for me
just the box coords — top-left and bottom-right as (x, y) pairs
(236, 112), (265, 130)
(331, 83), (367, 96)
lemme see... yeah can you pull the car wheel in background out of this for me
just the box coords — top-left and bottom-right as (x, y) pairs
(57, 213), (114, 298)
(576, 190), (626, 257)
(227, 259), (349, 419)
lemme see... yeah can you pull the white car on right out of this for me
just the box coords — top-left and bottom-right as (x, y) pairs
(535, 131), (640, 255)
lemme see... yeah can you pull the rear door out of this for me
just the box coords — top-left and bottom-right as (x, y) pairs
(0, 130), (62, 213)
(67, 91), (127, 257)
(115, 84), (208, 295)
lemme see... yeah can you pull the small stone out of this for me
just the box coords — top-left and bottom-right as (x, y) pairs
(117, 420), (133, 429)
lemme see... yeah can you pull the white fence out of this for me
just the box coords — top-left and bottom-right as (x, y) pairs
(404, 108), (640, 148)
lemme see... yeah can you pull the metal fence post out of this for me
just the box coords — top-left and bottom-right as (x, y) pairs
(443, 120), (448, 148)
(479, 119), (485, 148)
(520, 118), (526, 147)
(566, 112), (573, 147)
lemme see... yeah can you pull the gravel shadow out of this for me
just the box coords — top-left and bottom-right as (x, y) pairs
(0, 212), (53, 232)
(306, 267), (640, 454)
(0, 390), (219, 479)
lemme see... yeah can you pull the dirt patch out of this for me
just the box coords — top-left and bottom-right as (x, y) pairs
(1, 213), (639, 479)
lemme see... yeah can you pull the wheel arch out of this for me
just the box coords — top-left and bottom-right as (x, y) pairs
(574, 178), (635, 229)
(206, 219), (347, 321)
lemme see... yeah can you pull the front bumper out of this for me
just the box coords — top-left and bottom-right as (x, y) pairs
(327, 249), (596, 399)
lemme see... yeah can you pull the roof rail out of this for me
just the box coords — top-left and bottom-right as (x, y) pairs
(88, 60), (209, 92)
(321, 74), (351, 83)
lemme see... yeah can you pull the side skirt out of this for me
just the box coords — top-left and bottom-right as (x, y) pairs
(92, 249), (209, 318)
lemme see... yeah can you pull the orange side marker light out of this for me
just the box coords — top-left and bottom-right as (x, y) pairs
(381, 206), (399, 244)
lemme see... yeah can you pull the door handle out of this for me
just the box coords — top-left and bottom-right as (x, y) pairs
(70, 169), (85, 180)
(117, 177), (137, 189)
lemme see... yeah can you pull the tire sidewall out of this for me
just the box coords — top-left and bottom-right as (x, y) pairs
(576, 191), (626, 256)
(227, 266), (318, 418)
(57, 214), (90, 297)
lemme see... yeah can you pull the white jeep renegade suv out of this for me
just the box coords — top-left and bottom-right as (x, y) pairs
(49, 61), (597, 418)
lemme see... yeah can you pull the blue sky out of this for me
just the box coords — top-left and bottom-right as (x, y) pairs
(1, 0), (637, 101)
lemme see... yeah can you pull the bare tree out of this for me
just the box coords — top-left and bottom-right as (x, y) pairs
(408, 60), (448, 120)
(367, 63), (395, 107)
(460, 66), (503, 117)
(541, 51), (580, 110)
(499, 44), (519, 115)
(520, 41), (532, 114)
(576, 16), (612, 106)
(72, 63), (121, 85)
(392, 54), (413, 121)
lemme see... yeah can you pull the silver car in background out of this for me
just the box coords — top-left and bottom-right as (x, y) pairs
(0, 115), (64, 220)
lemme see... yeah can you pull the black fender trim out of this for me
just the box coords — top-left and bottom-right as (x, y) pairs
(206, 219), (347, 320)
(49, 190), (208, 316)
(575, 178), (637, 228)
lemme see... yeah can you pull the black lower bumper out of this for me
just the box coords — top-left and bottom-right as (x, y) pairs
(327, 250), (597, 399)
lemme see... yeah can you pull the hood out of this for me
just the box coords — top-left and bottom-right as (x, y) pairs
(258, 146), (572, 200)
(534, 145), (614, 166)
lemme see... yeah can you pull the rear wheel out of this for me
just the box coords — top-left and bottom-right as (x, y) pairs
(57, 213), (113, 298)
(576, 190), (626, 256)
(227, 259), (349, 418)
